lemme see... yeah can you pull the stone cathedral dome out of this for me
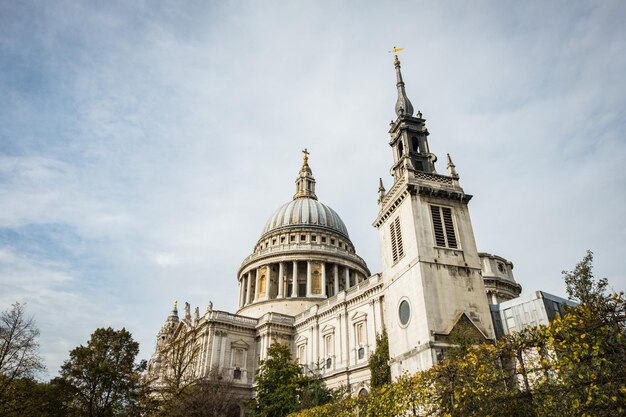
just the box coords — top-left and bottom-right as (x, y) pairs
(236, 150), (370, 318)
(261, 198), (349, 239)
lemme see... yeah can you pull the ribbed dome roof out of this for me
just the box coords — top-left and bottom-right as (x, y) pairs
(262, 197), (349, 238)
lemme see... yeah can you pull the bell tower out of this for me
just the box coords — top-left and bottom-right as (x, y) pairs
(374, 52), (494, 377)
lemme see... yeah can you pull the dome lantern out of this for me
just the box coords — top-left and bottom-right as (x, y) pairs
(293, 148), (317, 200)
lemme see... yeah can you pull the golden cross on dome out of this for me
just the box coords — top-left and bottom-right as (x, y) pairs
(302, 148), (309, 163)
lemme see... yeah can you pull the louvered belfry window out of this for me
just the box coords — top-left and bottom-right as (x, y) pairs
(390, 216), (404, 263)
(430, 205), (458, 248)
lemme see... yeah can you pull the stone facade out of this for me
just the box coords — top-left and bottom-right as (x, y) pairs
(147, 56), (526, 408)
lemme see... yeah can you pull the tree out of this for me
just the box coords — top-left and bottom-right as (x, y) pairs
(247, 343), (304, 417)
(538, 250), (626, 416)
(298, 367), (335, 411)
(289, 252), (626, 417)
(247, 343), (335, 417)
(157, 370), (242, 417)
(57, 327), (145, 417)
(0, 377), (68, 417)
(368, 328), (391, 389)
(152, 326), (202, 403)
(0, 302), (45, 405)
(563, 250), (608, 306)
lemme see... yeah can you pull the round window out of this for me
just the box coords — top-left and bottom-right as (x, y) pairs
(398, 300), (411, 326)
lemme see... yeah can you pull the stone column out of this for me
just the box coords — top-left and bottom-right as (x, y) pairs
(370, 299), (378, 336)
(333, 264), (339, 296)
(254, 268), (260, 301)
(264, 265), (270, 300)
(306, 261), (312, 297)
(344, 267), (350, 290)
(238, 277), (244, 307)
(321, 261), (326, 297)
(277, 262), (284, 298)
(291, 261), (298, 297)
(246, 272), (252, 305)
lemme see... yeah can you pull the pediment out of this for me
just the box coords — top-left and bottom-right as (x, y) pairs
(295, 335), (308, 345)
(231, 339), (249, 349)
(172, 320), (191, 338)
(321, 324), (335, 335)
(351, 311), (367, 322)
(434, 312), (490, 344)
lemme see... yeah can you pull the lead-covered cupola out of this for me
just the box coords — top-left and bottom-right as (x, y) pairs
(236, 151), (370, 318)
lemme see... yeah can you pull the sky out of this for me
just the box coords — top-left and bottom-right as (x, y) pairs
(1, 0), (625, 378)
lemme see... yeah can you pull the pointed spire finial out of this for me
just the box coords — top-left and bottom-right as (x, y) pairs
(447, 153), (459, 178)
(377, 178), (386, 204)
(293, 149), (318, 200)
(390, 47), (414, 117)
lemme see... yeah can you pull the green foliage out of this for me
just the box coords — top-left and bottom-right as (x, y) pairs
(247, 343), (335, 417)
(563, 250), (608, 305)
(57, 327), (145, 417)
(0, 376), (67, 417)
(288, 251), (626, 417)
(247, 343), (304, 417)
(368, 328), (390, 389)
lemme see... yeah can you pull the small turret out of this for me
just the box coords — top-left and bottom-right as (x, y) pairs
(446, 154), (459, 179)
(377, 178), (386, 204)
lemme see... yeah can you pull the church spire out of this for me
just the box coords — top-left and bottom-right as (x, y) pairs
(394, 52), (414, 117)
(387, 51), (437, 180)
(293, 148), (318, 200)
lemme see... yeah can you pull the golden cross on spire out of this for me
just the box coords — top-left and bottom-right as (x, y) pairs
(389, 46), (405, 65)
(302, 148), (309, 164)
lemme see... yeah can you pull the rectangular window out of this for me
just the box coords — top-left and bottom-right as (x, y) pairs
(311, 235), (317, 242)
(356, 323), (365, 346)
(232, 348), (245, 368)
(298, 344), (306, 364)
(430, 205), (458, 248)
(324, 334), (333, 357)
(389, 217), (404, 263)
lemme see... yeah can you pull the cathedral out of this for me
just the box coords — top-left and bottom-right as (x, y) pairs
(147, 55), (524, 407)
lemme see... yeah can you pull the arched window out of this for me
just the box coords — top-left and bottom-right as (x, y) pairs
(411, 136), (419, 153)
(398, 141), (404, 157)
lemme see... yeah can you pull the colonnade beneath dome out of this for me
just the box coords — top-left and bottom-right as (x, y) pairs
(238, 261), (366, 308)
